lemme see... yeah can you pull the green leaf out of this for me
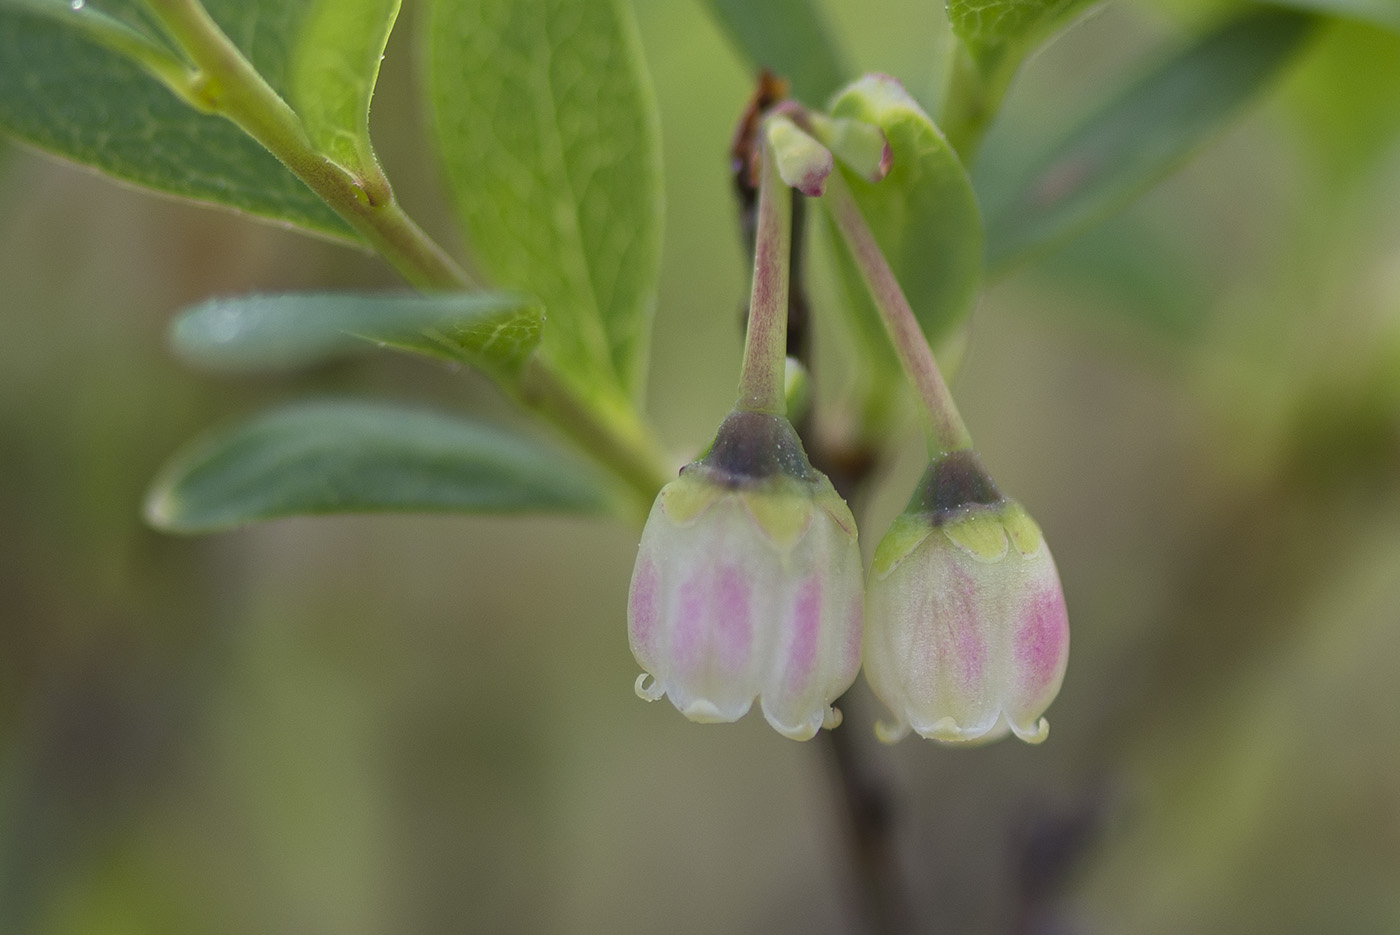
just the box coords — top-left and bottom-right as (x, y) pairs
(1283, 18), (1400, 188)
(825, 76), (984, 357)
(1264, 0), (1400, 33)
(286, 0), (402, 177)
(0, 1), (355, 239)
(146, 399), (612, 532)
(426, 0), (664, 403)
(701, 0), (849, 105)
(981, 7), (1317, 272)
(947, 0), (1093, 69)
(170, 291), (544, 381)
(941, 0), (1099, 158)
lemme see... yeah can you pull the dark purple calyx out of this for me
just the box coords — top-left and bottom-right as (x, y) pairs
(906, 449), (1004, 521)
(688, 409), (817, 486)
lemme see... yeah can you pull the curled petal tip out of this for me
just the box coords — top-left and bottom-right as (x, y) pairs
(769, 717), (821, 742)
(635, 673), (664, 702)
(874, 717), (910, 744)
(1011, 717), (1050, 744)
(681, 698), (733, 724)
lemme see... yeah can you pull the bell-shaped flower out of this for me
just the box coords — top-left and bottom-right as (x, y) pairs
(863, 450), (1068, 745)
(628, 409), (863, 740)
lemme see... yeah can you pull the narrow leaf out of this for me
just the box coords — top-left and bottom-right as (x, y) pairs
(1265, 0), (1400, 33)
(0, 1), (355, 239)
(146, 399), (611, 532)
(427, 0), (664, 402)
(170, 291), (543, 381)
(287, 0), (402, 176)
(825, 76), (984, 354)
(701, 0), (849, 105)
(982, 7), (1317, 271)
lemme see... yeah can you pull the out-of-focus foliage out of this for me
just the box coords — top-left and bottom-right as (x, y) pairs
(1, 1), (1399, 934)
(170, 291), (544, 380)
(701, 0), (850, 104)
(146, 399), (612, 532)
(979, 6), (1317, 271)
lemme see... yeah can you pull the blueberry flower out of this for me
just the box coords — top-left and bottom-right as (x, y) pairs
(862, 450), (1069, 744)
(628, 410), (863, 740)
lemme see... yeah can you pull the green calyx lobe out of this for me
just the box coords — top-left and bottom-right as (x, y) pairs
(689, 409), (818, 487)
(872, 450), (1045, 578)
(662, 411), (853, 551)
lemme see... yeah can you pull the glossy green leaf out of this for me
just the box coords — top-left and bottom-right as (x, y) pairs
(170, 291), (543, 381)
(825, 75), (984, 356)
(0, 1), (355, 239)
(701, 0), (849, 105)
(146, 399), (612, 532)
(982, 7), (1317, 272)
(287, 0), (402, 176)
(426, 0), (664, 403)
(1265, 0), (1400, 33)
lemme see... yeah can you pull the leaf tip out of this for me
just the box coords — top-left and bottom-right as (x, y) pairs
(142, 481), (184, 533)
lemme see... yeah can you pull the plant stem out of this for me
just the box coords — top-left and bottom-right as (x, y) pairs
(142, 0), (671, 512)
(939, 43), (1003, 165)
(823, 172), (973, 457)
(735, 133), (793, 415)
(518, 362), (672, 514)
(144, 0), (469, 292)
(822, 719), (914, 935)
(935, 43), (991, 164)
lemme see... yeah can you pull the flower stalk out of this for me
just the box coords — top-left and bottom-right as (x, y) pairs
(822, 135), (1070, 747)
(736, 134), (795, 416)
(823, 169), (973, 457)
(625, 120), (865, 738)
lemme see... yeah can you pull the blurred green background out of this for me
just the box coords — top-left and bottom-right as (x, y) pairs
(2, 1), (1400, 932)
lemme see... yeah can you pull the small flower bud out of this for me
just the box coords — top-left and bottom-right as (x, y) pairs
(628, 410), (863, 740)
(863, 451), (1069, 745)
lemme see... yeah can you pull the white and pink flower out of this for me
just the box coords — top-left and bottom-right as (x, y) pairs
(627, 410), (863, 740)
(862, 450), (1069, 745)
